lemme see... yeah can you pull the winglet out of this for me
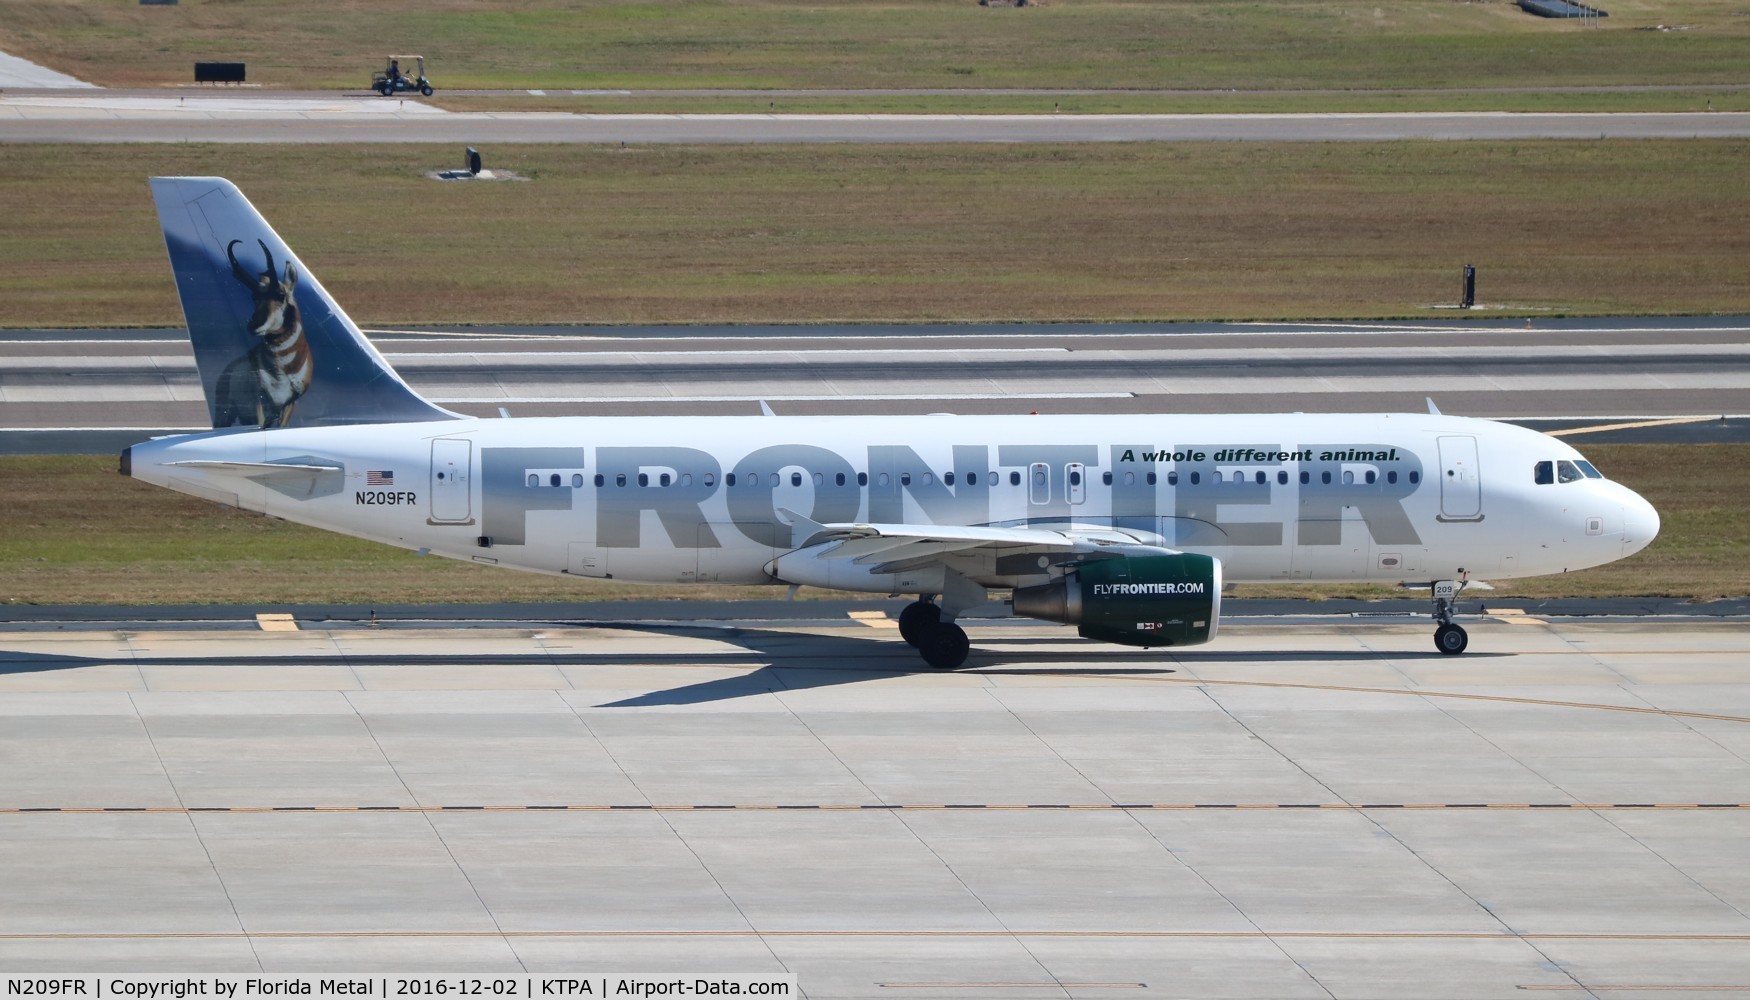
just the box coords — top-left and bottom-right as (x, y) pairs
(776, 506), (837, 548)
(1426, 397), (1442, 416)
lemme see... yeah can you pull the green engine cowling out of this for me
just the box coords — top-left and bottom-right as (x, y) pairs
(1010, 553), (1222, 648)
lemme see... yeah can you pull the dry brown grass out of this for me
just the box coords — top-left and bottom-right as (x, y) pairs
(3, 0), (1747, 91)
(1, 445), (1740, 606)
(2, 142), (1747, 327)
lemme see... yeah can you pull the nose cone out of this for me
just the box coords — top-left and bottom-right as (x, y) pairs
(1622, 491), (1660, 557)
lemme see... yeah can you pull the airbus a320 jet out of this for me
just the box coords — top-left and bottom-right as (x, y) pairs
(123, 178), (1660, 668)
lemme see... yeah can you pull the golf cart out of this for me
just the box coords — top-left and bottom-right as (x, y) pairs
(372, 55), (433, 97)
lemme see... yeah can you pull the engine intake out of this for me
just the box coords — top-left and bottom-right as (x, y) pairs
(1011, 553), (1221, 648)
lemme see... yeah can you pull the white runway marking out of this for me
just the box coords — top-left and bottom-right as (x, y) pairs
(427, 392), (1137, 403)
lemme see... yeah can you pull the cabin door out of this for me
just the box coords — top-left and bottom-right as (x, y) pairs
(429, 438), (474, 525)
(1437, 435), (1483, 521)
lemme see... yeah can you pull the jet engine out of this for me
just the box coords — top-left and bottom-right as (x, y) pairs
(1010, 553), (1221, 648)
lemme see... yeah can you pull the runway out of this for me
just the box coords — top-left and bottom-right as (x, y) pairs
(2, 611), (1749, 995)
(2, 94), (1748, 143)
(4, 317), (1746, 453)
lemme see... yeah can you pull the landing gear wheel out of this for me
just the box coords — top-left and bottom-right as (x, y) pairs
(919, 622), (970, 670)
(897, 601), (940, 647)
(1434, 623), (1469, 656)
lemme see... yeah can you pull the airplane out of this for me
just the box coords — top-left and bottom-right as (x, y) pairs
(123, 177), (1661, 669)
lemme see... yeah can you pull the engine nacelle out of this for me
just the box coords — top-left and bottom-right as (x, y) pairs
(1011, 553), (1221, 648)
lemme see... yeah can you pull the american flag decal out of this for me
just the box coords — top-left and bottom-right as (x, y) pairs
(366, 470), (394, 486)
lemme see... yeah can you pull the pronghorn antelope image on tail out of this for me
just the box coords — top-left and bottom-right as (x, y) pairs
(150, 177), (454, 431)
(213, 237), (311, 428)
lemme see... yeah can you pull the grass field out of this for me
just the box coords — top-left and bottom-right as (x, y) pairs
(2, 0), (1747, 94)
(0, 446), (1738, 606)
(3, 141), (1747, 327)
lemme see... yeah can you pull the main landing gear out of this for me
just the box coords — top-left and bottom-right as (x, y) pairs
(898, 597), (970, 670)
(1431, 575), (1469, 655)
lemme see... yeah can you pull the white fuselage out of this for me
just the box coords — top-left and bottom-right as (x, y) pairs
(127, 411), (1659, 594)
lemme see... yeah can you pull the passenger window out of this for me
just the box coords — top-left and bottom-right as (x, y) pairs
(1165, 471), (1176, 486)
(726, 473), (737, 487)
(858, 472), (868, 487)
(901, 473), (912, 486)
(769, 473), (780, 486)
(1342, 471), (1354, 485)
(572, 474), (583, 488)
(1299, 471), (1309, 485)
(527, 474), (539, 488)
(660, 473), (672, 487)
(835, 473), (845, 486)
(1321, 471), (1332, 485)
(945, 472), (955, 486)
(1557, 460), (1583, 484)
(1387, 470), (1397, 484)
(1534, 461), (1554, 485)
(682, 474), (692, 486)
(1365, 470), (1375, 485)
(923, 472), (934, 485)
(594, 474), (604, 487)
(879, 473), (891, 486)
(813, 472), (822, 487)
(616, 474), (627, 487)
(1409, 471), (1420, 484)
(1147, 472), (1158, 486)
(1277, 471), (1288, 485)
(1255, 471), (1267, 485)
(1010, 471), (1021, 486)
(1125, 472), (1135, 486)
(704, 472), (716, 487)
(1102, 471), (1112, 486)
(1070, 470), (1082, 487)
(638, 473), (649, 487)
(967, 472), (978, 486)
(1190, 472), (1201, 485)
(791, 472), (803, 487)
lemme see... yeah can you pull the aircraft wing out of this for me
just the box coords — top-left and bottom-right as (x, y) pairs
(776, 508), (1177, 576)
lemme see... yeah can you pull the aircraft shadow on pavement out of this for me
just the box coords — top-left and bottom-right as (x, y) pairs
(0, 622), (1505, 705)
(583, 622), (1505, 707)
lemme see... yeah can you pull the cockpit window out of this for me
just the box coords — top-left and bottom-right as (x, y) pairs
(1557, 460), (1583, 483)
(1575, 460), (1603, 479)
(1534, 461), (1553, 485)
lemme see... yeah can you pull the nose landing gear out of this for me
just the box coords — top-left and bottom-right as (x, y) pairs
(1431, 574), (1469, 655)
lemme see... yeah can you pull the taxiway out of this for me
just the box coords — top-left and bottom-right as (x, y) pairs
(3, 317), (1747, 453)
(2, 93), (1748, 144)
(2, 611), (1748, 996)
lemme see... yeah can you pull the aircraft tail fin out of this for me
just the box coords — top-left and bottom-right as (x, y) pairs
(150, 176), (459, 430)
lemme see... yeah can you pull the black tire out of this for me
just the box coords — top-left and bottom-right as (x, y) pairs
(420, 84), (434, 97)
(920, 622), (970, 670)
(379, 84), (393, 97)
(897, 601), (941, 647)
(1434, 623), (1469, 655)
